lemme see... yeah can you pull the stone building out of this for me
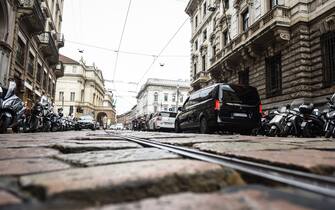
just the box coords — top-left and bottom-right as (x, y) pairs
(136, 78), (190, 117)
(55, 55), (116, 126)
(186, 0), (335, 109)
(0, 0), (66, 108)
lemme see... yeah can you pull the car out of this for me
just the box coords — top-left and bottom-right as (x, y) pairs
(75, 115), (96, 131)
(148, 111), (177, 131)
(175, 83), (261, 134)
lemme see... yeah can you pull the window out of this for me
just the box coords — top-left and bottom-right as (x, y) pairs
(43, 72), (48, 89)
(238, 68), (249, 85)
(16, 38), (25, 66)
(202, 55), (206, 71)
(70, 92), (75, 101)
(195, 40), (198, 50)
(223, 31), (228, 46)
(59, 91), (64, 101)
(163, 105), (168, 111)
(164, 93), (168, 102)
(172, 93), (176, 102)
(69, 105), (73, 115)
(194, 63), (197, 75)
(195, 15), (198, 28)
(270, 0), (278, 9)
(213, 45), (216, 57)
(154, 92), (158, 102)
(321, 31), (335, 85)
(203, 29), (207, 41)
(27, 52), (35, 76)
(36, 64), (42, 84)
(224, 0), (229, 9)
(266, 53), (282, 96)
(203, 2), (207, 17)
(242, 10), (249, 32)
(49, 79), (53, 95)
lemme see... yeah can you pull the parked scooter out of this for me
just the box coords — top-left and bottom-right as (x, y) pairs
(299, 103), (325, 138)
(267, 106), (288, 137)
(281, 101), (304, 137)
(0, 81), (26, 133)
(324, 93), (335, 138)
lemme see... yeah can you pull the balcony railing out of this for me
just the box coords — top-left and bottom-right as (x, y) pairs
(191, 71), (210, 87)
(38, 32), (59, 65)
(18, 0), (46, 34)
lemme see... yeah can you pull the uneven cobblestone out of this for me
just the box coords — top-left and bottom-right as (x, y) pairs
(85, 185), (335, 210)
(19, 159), (244, 203)
(56, 148), (181, 166)
(0, 158), (71, 176)
(0, 148), (60, 160)
(51, 141), (142, 153)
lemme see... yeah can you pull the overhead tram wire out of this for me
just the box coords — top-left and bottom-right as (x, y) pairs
(136, 17), (189, 90)
(66, 40), (189, 58)
(112, 0), (133, 88)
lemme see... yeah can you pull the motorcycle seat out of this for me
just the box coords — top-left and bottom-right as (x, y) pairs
(299, 104), (314, 114)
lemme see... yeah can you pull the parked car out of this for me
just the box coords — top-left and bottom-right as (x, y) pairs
(148, 111), (177, 131)
(75, 115), (96, 130)
(175, 83), (261, 134)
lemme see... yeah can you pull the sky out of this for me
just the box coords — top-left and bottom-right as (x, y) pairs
(59, 0), (191, 115)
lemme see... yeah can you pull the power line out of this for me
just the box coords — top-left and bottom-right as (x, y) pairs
(66, 40), (189, 58)
(112, 0), (133, 86)
(136, 17), (189, 89)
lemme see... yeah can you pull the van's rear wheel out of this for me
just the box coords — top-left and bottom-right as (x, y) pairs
(175, 120), (182, 133)
(200, 117), (209, 134)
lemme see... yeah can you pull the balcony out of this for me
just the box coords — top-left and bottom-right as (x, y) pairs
(56, 33), (65, 48)
(208, 5), (291, 73)
(191, 71), (210, 89)
(54, 62), (64, 78)
(37, 32), (59, 65)
(18, 0), (46, 34)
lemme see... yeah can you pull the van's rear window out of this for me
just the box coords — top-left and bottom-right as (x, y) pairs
(222, 86), (260, 105)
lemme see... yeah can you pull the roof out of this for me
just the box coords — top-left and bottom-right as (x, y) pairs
(59, 54), (80, 65)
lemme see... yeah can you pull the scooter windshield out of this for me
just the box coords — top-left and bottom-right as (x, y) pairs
(4, 81), (16, 100)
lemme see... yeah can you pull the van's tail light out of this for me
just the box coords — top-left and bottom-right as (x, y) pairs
(259, 102), (263, 114)
(214, 99), (220, 111)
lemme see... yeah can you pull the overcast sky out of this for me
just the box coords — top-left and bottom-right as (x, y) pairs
(59, 0), (191, 115)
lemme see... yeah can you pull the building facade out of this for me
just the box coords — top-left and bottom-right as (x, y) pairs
(136, 78), (190, 117)
(186, 0), (335, 109)
(0, 0), (66, 108)
(55, 55), (116, 125)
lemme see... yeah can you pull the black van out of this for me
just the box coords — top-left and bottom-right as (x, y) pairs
(175, 83), (261, 134)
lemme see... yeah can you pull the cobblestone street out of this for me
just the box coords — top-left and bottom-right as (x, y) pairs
(0, 130), (335, 210)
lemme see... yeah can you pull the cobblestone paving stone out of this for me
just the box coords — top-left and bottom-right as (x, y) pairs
(85, 185), (335, 210)
(51, 141), (142, 153)
(19, 159), (244, 203)
(0, 190), (21, 206)
(0, 158), (71, 176)
(0, 148), (60, 160)
(1, 131), (335, 210)
(56, 148), (181, 166)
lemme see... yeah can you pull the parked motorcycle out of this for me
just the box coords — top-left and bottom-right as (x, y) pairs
(299, 103), (325, 138)
(324, 94), (335, 138)
(0, 81), (26, 133)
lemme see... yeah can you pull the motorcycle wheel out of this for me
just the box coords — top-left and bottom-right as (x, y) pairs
(29, 117), (38, 132)
(0, 117), (11, 134)
(325, 124), (334, 138)
(302, 124), (313, 138)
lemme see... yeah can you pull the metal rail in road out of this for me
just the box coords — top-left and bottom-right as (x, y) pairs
(113, 134), (335, 199)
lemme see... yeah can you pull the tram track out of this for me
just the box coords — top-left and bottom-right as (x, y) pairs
(110, 133), (335, 199)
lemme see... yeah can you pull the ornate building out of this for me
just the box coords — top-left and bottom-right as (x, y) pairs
(55, 55), (116, 126)
(186, 0), (335, 109)
(136, 78), (190, 117)
(0, 0), (65, 108)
